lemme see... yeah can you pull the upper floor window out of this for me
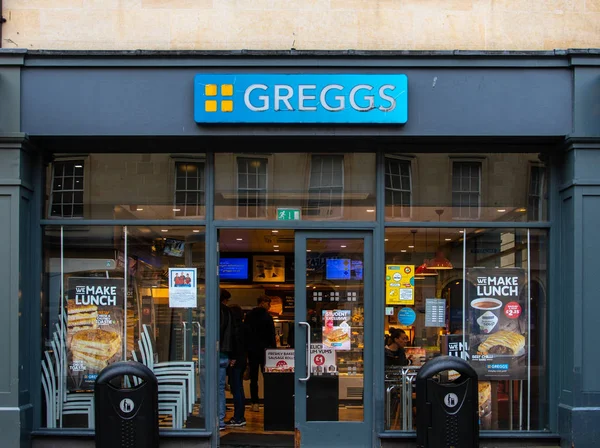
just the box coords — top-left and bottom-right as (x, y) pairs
(452, 161), (481, 219)
(174, 162), (205, 217)
(237, 157), (268, 218)
(385, 157), (412, 219)
(49, 160), (84, 218)
(306, 155), (344, 218)
(528, 165), (546, 221)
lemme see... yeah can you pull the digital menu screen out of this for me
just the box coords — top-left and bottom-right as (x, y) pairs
(326, 259), (363, 280)
(219, 258), (249, 280)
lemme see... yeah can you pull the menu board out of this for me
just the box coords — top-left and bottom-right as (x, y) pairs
(425, 298), (446, 327)
(66, 277), (124, 390)
(264, 349), (295, 373)
(385, 265), (414, 305)
(310, 344), (337, 375)
(467, 268), (527, 379)
(322, 310), (352, 350)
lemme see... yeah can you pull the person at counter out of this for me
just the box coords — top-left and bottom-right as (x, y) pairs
(385, 328), (410, 367)
(245, 296), (276, 412)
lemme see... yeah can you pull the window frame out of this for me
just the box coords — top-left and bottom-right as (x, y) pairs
(450, 159), (483, 221)
(172, 157), (207, 219)
(384, 155), (413, 220)
(47, 157), (89, 220)
(234, 155), (270, 219)
(306, 154), (345, 219)
(527, 163), (546, 222)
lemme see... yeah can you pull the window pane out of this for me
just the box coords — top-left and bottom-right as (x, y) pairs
(42, 226), (207, 430)
(384, 228), (548, 431)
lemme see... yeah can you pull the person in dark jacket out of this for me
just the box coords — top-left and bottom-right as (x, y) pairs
(226, 305), (248, 426)
(219, 289), (234, 430)
(385, 328), (410, 367)
(244, 296), (276, 411)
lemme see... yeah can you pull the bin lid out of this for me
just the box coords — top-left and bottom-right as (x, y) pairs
(416, 355), (477, 381)
(96, 361), (157, 387)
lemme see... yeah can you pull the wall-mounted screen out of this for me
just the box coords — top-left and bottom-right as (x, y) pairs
(325, 258), (363, 281)
(163, 238), (185, 257)
(219, 258), (249, 280)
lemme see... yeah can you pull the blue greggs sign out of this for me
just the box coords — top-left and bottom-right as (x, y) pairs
(194, 74), (408, 124)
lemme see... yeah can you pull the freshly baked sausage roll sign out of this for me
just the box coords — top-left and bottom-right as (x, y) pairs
(66, 277), (124, 390)
(467, 268), (527, 379)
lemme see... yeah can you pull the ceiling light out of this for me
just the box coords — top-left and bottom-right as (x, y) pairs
(459, 230), (464, 234)
(385, 238), (389, 242)
(136, 207), (144, 211)
(340, 245), (347, 248)
(274, 249), (279, 252)
(272, 230), (279, 233)
(307, 249), (311, 252)
(173, 208), (181, 212)
(401, 249), (407, 253)
(273, 245), (279, 248)
(408, 245), (414, 248)
(236, 238), (243, 241)
(516, 208), (527, 213)
(193, 230), (200, 233)
(75, 165), (83, 168)
(445, 238), (452, 241)
(415, 262), (439, 277)
(497, 209), (506, 213)
(161, 229), (168, 233)
(366, 209), (375, 213)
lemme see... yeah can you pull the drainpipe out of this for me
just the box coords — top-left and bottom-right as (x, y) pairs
(0, 0), (6, 48)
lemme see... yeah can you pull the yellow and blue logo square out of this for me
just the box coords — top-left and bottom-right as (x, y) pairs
(203, 83), (234, 113)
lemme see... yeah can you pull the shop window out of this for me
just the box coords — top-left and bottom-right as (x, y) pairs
(237, 157), (268, 218)
(385, 157), (412, 219)
(174, 161), (205, 217)
(49, 160), (85, 218)
(452, 161), (481, 220)
(41, 226), (207, 430)
(306, 155), (344, 218)
(528, 165), (546, 221)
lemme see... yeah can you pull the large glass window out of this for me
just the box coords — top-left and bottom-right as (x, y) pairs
(41, 226), (207, 430)
(215, 153), (376, 221)
(383, 227), (548, 431)
(45, 154), (206, 220)
(384, 153), (548, 222)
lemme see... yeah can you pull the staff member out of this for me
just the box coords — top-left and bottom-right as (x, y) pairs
(385, 328), (409, 366)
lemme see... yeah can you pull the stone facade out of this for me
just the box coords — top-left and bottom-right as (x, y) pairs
(2, 0), (600, 51)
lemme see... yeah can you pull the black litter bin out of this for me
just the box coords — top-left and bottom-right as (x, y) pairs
(95, 361), (159, 448)
(416, 356), (479, 448)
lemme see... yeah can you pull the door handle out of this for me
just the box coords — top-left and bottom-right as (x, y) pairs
(298, 322), (311, 382)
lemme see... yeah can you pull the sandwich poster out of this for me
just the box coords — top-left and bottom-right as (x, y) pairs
(66, 277), (124, 390)
(467, 268), (528, 380)
(322, 310), (351, 350)
(168, 268), (197, 308)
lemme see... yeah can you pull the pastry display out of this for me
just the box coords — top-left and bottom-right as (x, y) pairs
(71, 329), (121, 371)
(478, 330), (525, 356)
(67, 300), (98, 333)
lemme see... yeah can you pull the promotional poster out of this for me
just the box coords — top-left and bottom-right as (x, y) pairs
(322, 310), (352, 350)
(385, 265), (414, 305)
(66, 277), (124, 390)
(264, 349), (295, 373)
(467, 268), (528, 379)
(168, 268), (197, 308)
(310, 343), (337, 375)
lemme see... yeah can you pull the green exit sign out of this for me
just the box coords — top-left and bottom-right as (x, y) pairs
(277, 208), (301, 220)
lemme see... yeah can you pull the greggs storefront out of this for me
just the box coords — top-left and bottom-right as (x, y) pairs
(0, 49), (599, 448)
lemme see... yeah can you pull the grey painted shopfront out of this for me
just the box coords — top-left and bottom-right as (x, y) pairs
(0, 49), (599, 448)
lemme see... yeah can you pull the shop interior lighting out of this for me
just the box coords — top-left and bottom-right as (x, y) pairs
(427, 211), (454, 270)
(193, 230), (200, 233)
(415, 228), (439, 277)
(366, 209), (375, 213)
(236, 238), (243, 241)
(340, 245), (347, 248)
(273, 245), (279, 248)
(445, 238), (452, 241)
(161, 229), (168, 232)
(136, 207), (143, 211)
(497, 209), (506, 212)
(272, 230), (279, 233)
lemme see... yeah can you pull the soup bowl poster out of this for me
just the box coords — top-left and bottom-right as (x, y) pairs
(467, 268), (527, 380)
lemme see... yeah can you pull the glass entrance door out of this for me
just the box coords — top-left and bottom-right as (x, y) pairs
(294, 231), (372, 447)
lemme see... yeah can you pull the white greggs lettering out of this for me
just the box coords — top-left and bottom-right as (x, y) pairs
(75, 285), (118, 306)
(244, 83), (397, 113)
